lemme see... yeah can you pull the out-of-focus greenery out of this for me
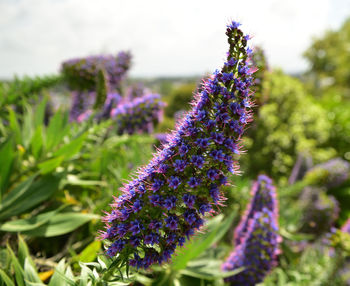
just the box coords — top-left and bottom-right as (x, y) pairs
(164, 83), (197, 118)
(94, 68), (109, 110)
(251, 46), (269, 106)
(243, 70), (335, 181)
(304, 19), (350, 96)
(303, 18), (350, 161)
(318, 91), (350, 160)
(0, 75), (63, 117)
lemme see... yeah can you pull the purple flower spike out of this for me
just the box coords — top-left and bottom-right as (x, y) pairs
(234, 174), (279, 246)
(222, 175), (280, 285)
(111, 93), (165, 135)
(222, 209), (281, 286)
(100, 20), (255, 269)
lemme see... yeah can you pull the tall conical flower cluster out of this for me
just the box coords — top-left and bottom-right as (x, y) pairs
(99, 21), (255, 269)
(111, 93), (165, 135)
(222, 175), (280, 285)
(234, 175), (278, 245)
(61, 51), (131, 91)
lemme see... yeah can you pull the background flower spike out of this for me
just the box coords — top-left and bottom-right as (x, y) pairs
(234, 174), (279, 246)
(222, 175), (281, 285)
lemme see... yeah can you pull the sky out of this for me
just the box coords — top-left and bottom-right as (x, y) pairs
(0, 0), (350, 79)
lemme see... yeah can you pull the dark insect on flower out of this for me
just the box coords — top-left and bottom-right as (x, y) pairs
(100, 20), (256, 269)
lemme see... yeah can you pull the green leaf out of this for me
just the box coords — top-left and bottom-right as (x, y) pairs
(23, 258), (42, 284)
(34, 97), (47, 129)
(53, 269), (76, 286)
(7, 244), (24, 286)
(46, 110), (69, 151)
(0, 139), (15, 197)
(31, 126), (44, 160)
(24, 282), (46, 286)
(279, 228), (313, 241)
(22, 212), (99, 237)
(64, 266), (76, 282)
(7, 108), (21, 144)
(0, 175), (60, 221)
(183, 259), (244, 279)
(63, 175), (107, 187)
(78, 263), (89, 286)
(53, 133), (87, 160)
(0, 176), (36, 217)
(21, 105), (34, 148)
(0, 208), (61, 232)
(171, 212), (236, 270)
(38, 156), (64, 174)
(48, 259), (67, 286)
(18, 235), (36, 270)
(180, 266), (243, 281)
(78, 240), (101, 263)
(0, 269), (15, 286)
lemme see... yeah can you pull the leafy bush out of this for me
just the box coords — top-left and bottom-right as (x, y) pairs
(244, 70), (334, 180)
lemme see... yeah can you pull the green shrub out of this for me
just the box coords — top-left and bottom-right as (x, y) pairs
(243, 71), (335, 180)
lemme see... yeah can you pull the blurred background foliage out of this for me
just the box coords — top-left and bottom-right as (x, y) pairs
(0, 17), (350, 286)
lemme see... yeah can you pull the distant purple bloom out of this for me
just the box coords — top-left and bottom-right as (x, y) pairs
(341, 218), (350, 234)
(111, 93), (165, 135)
(69, 91), (96, 122)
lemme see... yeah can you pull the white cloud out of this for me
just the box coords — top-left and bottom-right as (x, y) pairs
(0, 0), (348, 78)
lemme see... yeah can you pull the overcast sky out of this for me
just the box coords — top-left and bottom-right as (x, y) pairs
(0, 0), (349, 79)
